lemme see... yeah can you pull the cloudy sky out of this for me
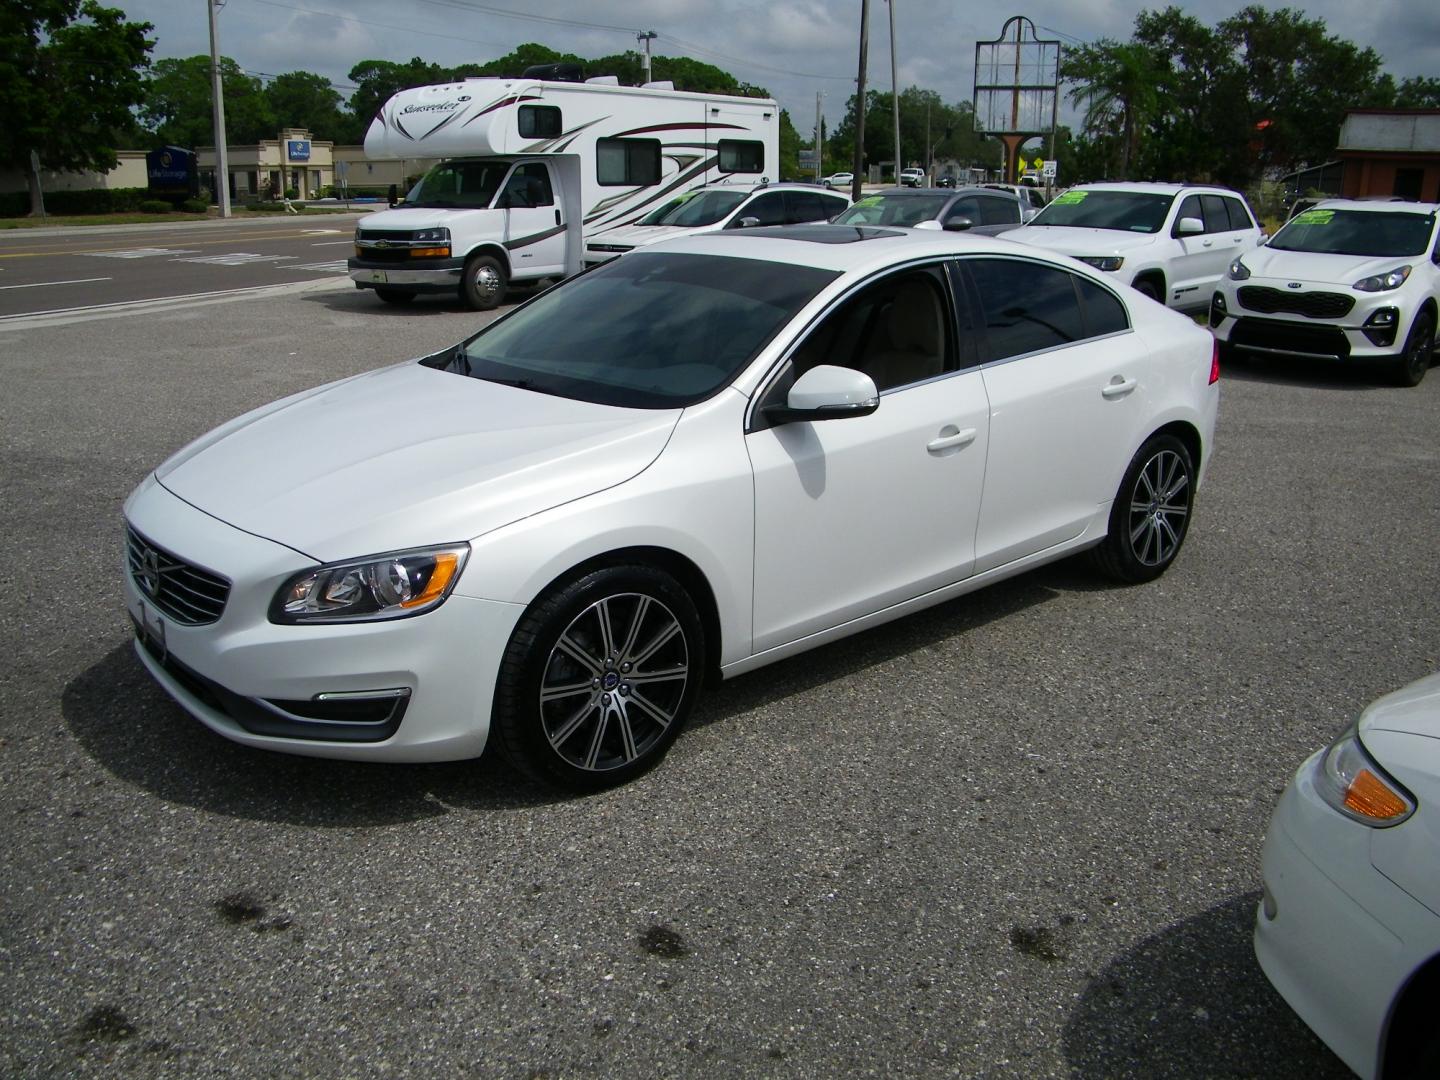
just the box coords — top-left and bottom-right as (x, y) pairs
(123, 0), (1437, 135)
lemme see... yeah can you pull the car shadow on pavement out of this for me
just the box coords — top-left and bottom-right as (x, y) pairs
(1062, 892), (1351, 1078)
(305, 282), (548, 317)
(61, 642), (566, 826)
(1220, 353), (1422, 391)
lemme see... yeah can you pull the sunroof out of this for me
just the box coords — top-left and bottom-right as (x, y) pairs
(715, 225), (906, 244)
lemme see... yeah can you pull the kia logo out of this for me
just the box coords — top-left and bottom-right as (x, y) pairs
(1286, 282), (1303, 289)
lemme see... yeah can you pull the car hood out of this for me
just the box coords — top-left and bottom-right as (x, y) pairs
(358, 206), (496, 233)
(155, 362), (680, 562)
(1009, 226), (1159, 258)
(1359, 671), (1440, 740)
(1236, 245), (1413, 286)
(587, 224), (701, 249)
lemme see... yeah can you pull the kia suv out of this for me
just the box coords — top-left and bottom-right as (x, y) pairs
(1009, 182), (1264, 311)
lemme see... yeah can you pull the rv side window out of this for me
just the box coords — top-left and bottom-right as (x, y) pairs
(518, 106), (562, 139)
(597, 138), (662, 186)
(718, 140), (764, 174)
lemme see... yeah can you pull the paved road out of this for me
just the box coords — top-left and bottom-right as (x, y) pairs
(2, 276), (1436, 1078)
(0, 215), (366, 318)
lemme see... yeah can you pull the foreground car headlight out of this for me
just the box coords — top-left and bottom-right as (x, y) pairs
(1313, 723), (1415, 826)
(271, 544), (470, 624)
(1352, 265), (1411, 292)
(1227, 257), (1250, 281)
(1077, 256), (1124, 272)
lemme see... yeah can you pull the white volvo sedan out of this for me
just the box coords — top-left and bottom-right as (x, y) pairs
(123, 226), (1219, 789)
(1256, 673), (1440, 1078)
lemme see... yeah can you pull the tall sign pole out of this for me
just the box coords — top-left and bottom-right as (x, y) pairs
(815, 92), (824, 182)
(207, 0), (231, 217)
(887, 0), (901, 185)
(851, 0), (869, 202)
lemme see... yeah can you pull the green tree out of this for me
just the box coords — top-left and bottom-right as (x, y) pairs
(1, 0), (153, 215)
(265, 70), (359, 144)
(1062, 40), (1163, 180)
(1394, 76), (1440, 109)
(453, 43), (585, 80)
(347, 57), (447, 133)
(142, 55), (274, 147)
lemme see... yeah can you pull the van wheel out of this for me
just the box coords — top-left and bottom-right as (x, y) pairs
(491, 565), (704, 791)
(375, 288), (415, 305)
(461, 254), (507, 311)
(1091, 434), (1195, 584)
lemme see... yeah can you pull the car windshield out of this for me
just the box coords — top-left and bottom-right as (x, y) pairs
(639, 189), (749, 227)
(429, 252), (839, 408)
(406, 160), (510, 209)
(1267, 209), (1435, 257)
(833, 192), (951, 227)
(1029, 190), (1175, 233)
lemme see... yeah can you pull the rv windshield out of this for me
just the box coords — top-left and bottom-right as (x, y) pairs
(638, 190), (750, 228)
(426, 251), (839, 408)
(407, 160), (512, 209)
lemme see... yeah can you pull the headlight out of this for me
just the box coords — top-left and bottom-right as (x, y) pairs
(1227, 257), (1250, 281)
(412, 227), (450, 244)
(1353, 265), (1411, 292)
(1312, 723), (1415, 827)
(271, 544), (470, 624)
(1077, 256), (1124, 272)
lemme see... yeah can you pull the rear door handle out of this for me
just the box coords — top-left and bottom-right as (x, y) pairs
(1102, 377), (1138, 399)
(927, 427), (977, 453)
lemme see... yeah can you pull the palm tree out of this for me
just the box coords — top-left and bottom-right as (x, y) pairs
(1064, 42), (1162, 179)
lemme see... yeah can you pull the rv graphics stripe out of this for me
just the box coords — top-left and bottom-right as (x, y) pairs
(611, 122), (748, 137)
(503, 224), (569, 252)
(583, 155), (719, 229)
(523, 117), (607, 154)
(461, 94), (542, 128)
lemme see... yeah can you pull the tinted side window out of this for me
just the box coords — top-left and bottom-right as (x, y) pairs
(1175, 195), (1203, 230)
(967, 259), (1085, 362)
(505, 162), (553, 207)
(518, 105), (562, 139)
(1224, 197), (1254, 231)
(818, 193), (848, 219)
(732, 192), (787, 227)
(783, 190), (829, 223)
(1075, 276), (1129, 337)
(946, 195), (982, 224)
(1200, 194), (1231, 234)
(978, 195), (1021, 225)
(718, 139), (764, 173)
(597, 138), (661, 186)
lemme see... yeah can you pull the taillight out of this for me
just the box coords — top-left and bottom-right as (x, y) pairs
(1209, 340), (1221, 385)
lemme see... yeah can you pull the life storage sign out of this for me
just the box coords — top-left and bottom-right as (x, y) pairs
(287, 140), (311, 162)
(145, 145), (198, 198)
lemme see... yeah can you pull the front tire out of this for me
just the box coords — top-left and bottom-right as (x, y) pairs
(1132, 276), (1164, 304)
(1091, 434), (1195, 583)
(1392, 312), (1434, 388)
(461, 253), (507, 311)
(492, 565), (704, 791)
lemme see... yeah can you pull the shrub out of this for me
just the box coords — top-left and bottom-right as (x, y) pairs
(139, 199), (173, 213)
(181, 198), (208, 213)
(284, 187), (299, 200)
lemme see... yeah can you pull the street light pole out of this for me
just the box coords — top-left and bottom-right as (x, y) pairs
(851, 0), (869, 203)
(637, 30), (657, 83)
(207, 0), (231, 217)
(887, 0), (900, 186)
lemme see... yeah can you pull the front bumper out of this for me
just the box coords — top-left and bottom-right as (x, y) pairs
(1254, 754), (1431, 1079)
(122, 474), (524, 762)
(347, 256), (464, 293)
(1213, 280), (1416, 360)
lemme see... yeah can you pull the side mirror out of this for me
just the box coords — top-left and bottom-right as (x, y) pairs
(1175, 216), (1204, 236)
(388, 183), (399, 207)
(914, 220), (943, 232)
(942, 216), (974, 232)
(764, 365), (879, 425)
(732, 216), (762, 229)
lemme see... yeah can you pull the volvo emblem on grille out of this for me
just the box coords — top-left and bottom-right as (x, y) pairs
(138, 547), (162, 597)
(1287, 282), (1303, 289)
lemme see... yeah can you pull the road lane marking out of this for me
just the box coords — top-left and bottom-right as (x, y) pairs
(173, 253), (296, 265)
(0, 278), (350, 326)
(0, 276), (112, 290)
(286, 261), (348, 273)
(0, 226), (365, 259)
(311, 240), (355, 246)
(86, 248), (199, 259)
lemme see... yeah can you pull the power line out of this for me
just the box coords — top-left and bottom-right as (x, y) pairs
(249, 0), (509, 50)
(658, 32), (852, 82)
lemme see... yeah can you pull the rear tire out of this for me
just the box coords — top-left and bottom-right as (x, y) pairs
(491, 565), (704, 791)
(1091, 433), (1195, 584)
(461, 253), (507, 311)
(375, 288), (415, 306)
(1392, 312), (1434, 388)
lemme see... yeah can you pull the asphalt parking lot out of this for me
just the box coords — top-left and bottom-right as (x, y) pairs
(2, 276), (1436, 1077)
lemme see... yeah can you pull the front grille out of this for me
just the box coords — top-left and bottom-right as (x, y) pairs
(1237, 286), (1354, 319)
(1230, 317), (1351, 360)
(354, 248), (415, 263)
(358, 230), (419, 243)
(125, 527), (230, 625)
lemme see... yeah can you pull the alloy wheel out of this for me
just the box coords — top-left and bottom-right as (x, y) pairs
(1127, 449), (1190, 566)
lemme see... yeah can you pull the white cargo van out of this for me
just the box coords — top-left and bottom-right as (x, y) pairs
(348, 67), (780, 309)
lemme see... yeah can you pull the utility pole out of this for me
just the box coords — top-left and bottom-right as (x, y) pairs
(207, 0), (231, 217)
(925, 99), (931, 184)
(887, 0), (900, 186)
(814, 92), (824, 182)
(851, 0), (869, 202)
(637, 30), (657, 83)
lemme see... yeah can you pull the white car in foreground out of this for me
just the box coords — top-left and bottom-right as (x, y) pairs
(123, 226), (1218, 790)
(1256, 672), (1440, 1078)
(1213, 199), (1439, 386)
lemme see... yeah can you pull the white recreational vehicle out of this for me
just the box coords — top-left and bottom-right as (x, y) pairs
(348, 66), (780, 309)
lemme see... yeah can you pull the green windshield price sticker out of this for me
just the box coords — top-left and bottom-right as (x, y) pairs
(1293, 209), (1333, 225)
(856, 196), (882, 207)
(1053, 190), (1088, 205)
(674, 191), (699, 204)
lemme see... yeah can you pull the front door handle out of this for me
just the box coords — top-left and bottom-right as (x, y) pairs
(1102, 377), (1138, 399)
(927, 427), (977, 453)
(1202, 239), (1214, 247)
(555, 209), (562, 226)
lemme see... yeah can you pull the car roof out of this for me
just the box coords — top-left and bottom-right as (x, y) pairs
(637, 223), (1077, 274)
(1309, 198), (1440, 213)
(1063, 181), (1243, 196)
(852, 186), (1019, 200)
(695, 181), (842, 194)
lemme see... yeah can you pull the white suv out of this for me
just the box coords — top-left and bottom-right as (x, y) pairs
(583, 182), (850, 265)
(1212, 199), (1439, 385)
(1009, 182), (1264, 311)
(899, 168), (925, 187)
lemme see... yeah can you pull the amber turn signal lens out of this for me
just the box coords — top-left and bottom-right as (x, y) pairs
(401, 552), (460, 608)
(1345, 768), (1409, 822)
(409, 246), (451, 258)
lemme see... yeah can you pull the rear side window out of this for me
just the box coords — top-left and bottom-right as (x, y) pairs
(718, 139), (764, 174)
(1075, 277), (1129, 336)
(518, 105), (562, 139)
(731, 191), (787, 227)
(1224, 197), (1254, 231)
(597, 138), (661, 186)
(1200, 194), (1232, 234)
(977, 195), (1021, 226)
(783, 190), (831, 223)
(966, 258), (1086, 362)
